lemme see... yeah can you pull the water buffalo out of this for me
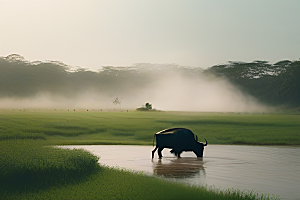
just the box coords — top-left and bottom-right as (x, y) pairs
(152, 128), (207, 159)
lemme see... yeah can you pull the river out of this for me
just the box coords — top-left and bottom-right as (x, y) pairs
(59, 145), (300, 200)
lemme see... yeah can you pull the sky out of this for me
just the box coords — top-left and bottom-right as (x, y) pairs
(1, 0), (300, 71)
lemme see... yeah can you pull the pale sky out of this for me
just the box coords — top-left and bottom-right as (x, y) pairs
(1, 0), (299, 70)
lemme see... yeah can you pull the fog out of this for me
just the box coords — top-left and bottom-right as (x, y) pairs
(0, 57), (266, 112)
(145, 72), (266, 112)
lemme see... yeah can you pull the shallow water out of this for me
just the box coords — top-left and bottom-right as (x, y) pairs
(59, 145), (300, 200)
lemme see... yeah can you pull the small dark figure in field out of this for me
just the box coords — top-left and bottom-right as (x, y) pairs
(152, 128), (207, 159)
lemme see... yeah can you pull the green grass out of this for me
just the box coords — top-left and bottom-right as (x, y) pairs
(0, 110), (299, 145)
(1, 110), (295, 200)
(0, 140), (99, 193)
(1, 167), (281, 200)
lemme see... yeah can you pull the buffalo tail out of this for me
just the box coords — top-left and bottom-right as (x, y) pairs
(152, 134), (156, 146)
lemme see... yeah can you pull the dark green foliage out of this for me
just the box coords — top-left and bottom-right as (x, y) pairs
(276, 61), (300, 106)
(1, 54), (299, 109)
(0, 55), (156, 99)
(1, 160), (280, 200)
(204, 60), (300, 108)
(145, 102), (152, 110)
(0, 55), (69, 98)
(0, 140), (100, 193)
(136, 102), (153, 111)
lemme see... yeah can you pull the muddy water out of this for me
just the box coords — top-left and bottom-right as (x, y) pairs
(59, 145), (300, 200)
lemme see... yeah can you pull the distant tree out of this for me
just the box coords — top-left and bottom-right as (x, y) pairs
(112, 97), (122, 109)
(136, 102), (153, 111)
(145, 102), (152, 110)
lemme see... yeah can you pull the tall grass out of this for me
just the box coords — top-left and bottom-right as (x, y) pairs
(1, 165), (280, 200)
(0, 140), (99, 193)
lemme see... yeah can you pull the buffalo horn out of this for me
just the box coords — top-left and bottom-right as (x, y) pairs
(204, 138), (208, 146)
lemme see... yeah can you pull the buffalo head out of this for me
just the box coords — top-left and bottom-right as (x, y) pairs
(193, 138), (207, 157)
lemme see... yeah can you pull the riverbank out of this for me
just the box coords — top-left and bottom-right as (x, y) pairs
(1, 141), (281, 200)
(1, 110), (297, 199)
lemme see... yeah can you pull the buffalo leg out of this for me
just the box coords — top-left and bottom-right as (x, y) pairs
(152, 147), (158, 159)
(177, 151), (182, 158)
(158, 147), (164, 159)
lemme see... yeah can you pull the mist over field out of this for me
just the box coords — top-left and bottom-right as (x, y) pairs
(0, 69), (265, 112)
(1, 55), (299, 111)
(129, 68), (265, 112)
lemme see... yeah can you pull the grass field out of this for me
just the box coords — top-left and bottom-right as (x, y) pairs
(1, 110), (298, 200)
(0, 109), (299, 145)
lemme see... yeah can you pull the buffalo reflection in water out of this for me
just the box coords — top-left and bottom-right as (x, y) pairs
(152, 157), (205, 178)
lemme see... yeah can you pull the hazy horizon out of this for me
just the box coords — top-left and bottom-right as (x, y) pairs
(1, 1), (299, 71)
(0, 57), (267, 112)
(1, 0), (299, 111)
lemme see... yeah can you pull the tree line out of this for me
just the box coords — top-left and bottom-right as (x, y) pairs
(0, 54), (299, 108)
(204, 60), (300, 108)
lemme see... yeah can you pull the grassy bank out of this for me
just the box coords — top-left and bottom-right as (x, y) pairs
(1, 110), (296, 199)
(0, 140), (99, 193)
(1, 167), (280, 200)
(0, 141), (279, 200)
